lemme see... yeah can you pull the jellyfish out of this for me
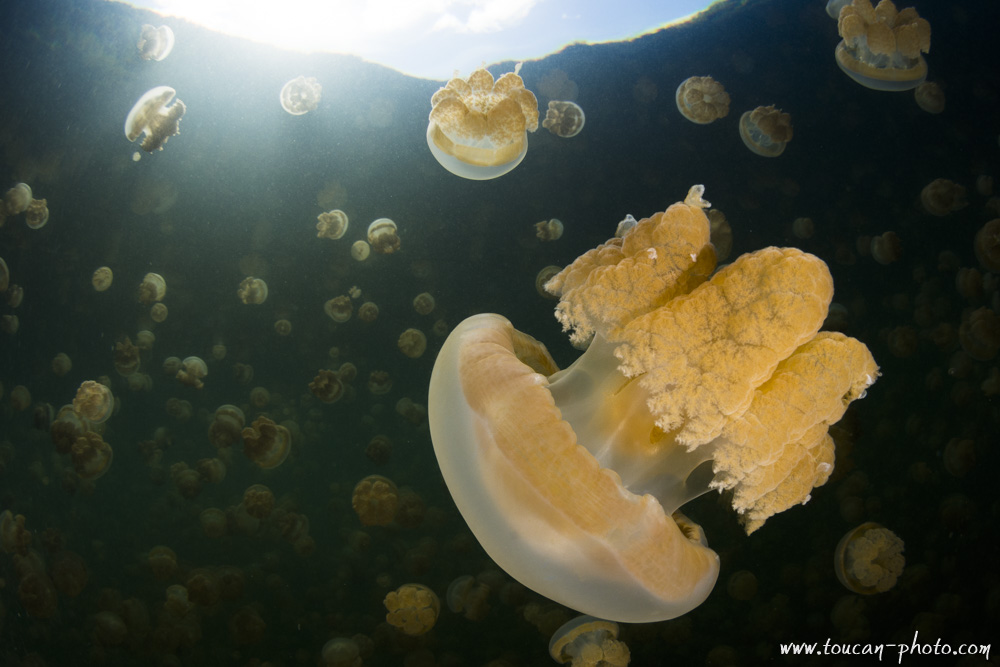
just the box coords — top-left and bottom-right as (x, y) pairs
(171, 463), (202, 499)
(200, 508), (228, 538)
(384, 583), (440, 635)
(241, 416), (291, 469)
(870, 231), (902, 265)
(413, 292), (435, 315)
(196, 457), (226, 483)
(358, 301), (379, 323)
(72, 380), (114, 424)
(793, 217), (815, 239)
(176, 356), (208, 389)
(352, 475), (399, 526)
(249, 386), (270, 409)
(150, 302), (168, 323)
(367, 218), (400, 254)
(243, 484), (275, 520)
(50, 551), (89, 598)
(920, 178), (967, 216)
(24, 199), (48, 229)
(5, 284), (23, 308)
(137, 272), (166, 304)
(959, 307), (1000, 361)
(446, 575), (492, 621)
(351, 240), (371, 261)
(726, 570), (758, 601)
(549, 616), (630, 666)
(322, 637), (361, 667)
(427, 186), (878, 622)
(274, 318), (292, 335)
(0, 256), (9, 292)
(325, 296), (353, 322)
(366, 434), (392, 465)
(137, 24), (175, 61)
(542, 101), (586, 138)
(4, 183), (32, 214)
(675, 76), (730, 124)
(317, 209), (349, 239)
(834, 0), (931, 91)
(826, 0), (851, 19)
(2, 314), (19, 335)
(280, 76), (322, 115)
(974, 219), (1000, 272)
(914, 81), (944, 113)
(135, 330), (155, 351)
(834, 522), (905, 594)
(237, 277), (268, 305)
(535, 219), (564, 241)
(124, 86), (186, 154)
(113, 337), (140, 376)
(51, 352), (72, 377)
(398, 328), (427, 359)
(426, 65), (539, 180)
(739, 106), (793, 157)
(536, 266), (562, 299)
(89, 266), (112, 292)
(71, 431), (114, 480)
(1, 510), (32, 555)
(309, 369), (345, 403)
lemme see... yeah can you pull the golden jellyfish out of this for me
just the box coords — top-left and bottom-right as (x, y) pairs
(726, 570), (758, 601)
(309, 369), (345, 403)
(51, 352), (72, 377)
(398, 328), (427, 359)
(427, 65), (539, 180)
(427, 186), (879, 622)
(446, 575), (491, 621)
(0, 256), (9, 291)
(384, 583), (440, 635)
(150, 302), (168, 323)
(124, 86), (186, 154)
(4, 183), (32, 214)
(352, 475), (399, 526)
(176, 356), (208, 389)
(24, 198), (49, 229)
(249, 386), (270, 408)
(367, 218), (400, 254)
(72, 431), (114, 480)
(351, 240), (371, 261)
(536, 265), (562, 299)
(135, 330), (155, 351)
(739, 105), (793, 157)
(117, 338), (141, 377)
(870, 231), (902, 265)
(72, 380), (114, 424)
(15, 555), (58, 619)
(317, 209), (349, 239)
(5, 283), (23, 308)
(94, 611), (128, 647)
(137, 24), (175, 61)
(196, 457), (226, 483)
(914, 81), (944, 113)
(542, 100), (585, 138)
(148, 546), (178, 579)
(171, 463), (202, 499)
(549, 616), (630, 666)
(959, 307), (1000, 361)
(707, 208), (732, 262)
(366, 434), (392, 465)
(1, 510), (32, 555)
(834, 0), (931, 91)
(974, 219), (1000, 272)
(200, 508), (228, 538)
(413, 292), (435, 315)
(238, 277), (268, 305)
(325, 295), (353, 322)
(211, 343), (226, 360)
(242, 416), (291, 469)
(280, 75), (322, 115)
(10, 385), (31, 412)
(920, 178), (967, 216)
(50, 551), (89, 598)
(274, 318), (292, 335)
(536, 218), (564, 241)
(243, 484), (275, 520)
(834, 522), (904, 594)
(1, 315), (17, 335)
(322, 637), (361, 667)
(396, 397), (426, 426)
(137, 272), (166, 304)
(675, 76), (730, 124)
(162, 356), (181, 376)
(358, 301), (379, 323)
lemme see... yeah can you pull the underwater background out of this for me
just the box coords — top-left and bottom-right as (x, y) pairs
(0, 0), (998, 664)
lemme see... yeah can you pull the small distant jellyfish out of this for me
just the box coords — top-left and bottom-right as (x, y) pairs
(316, 209), (349, 240)
(353, 475), (399, 526)
(834, 522), (905, 594)
(25, 199), (49, 229)
(834, 0), (931, 91)
(92, 267), (113, 292)
(4, 183), (32, 214)
(870, 231), (902, 265)
(920, 178), (967, 216)
(280, 76), (322, 115)
(974, 219), (1000, 272)
(738, 105), (793, 157)
(274, 319), (292, 335)
(367, 218), (400, 254)
(125, 86), (186, 155)
(176, 356), (208, 389)
(321, 637), (361, 667)
(675, 76), (730, 124)
(137, 25), (175, 61)
(542, 101), (585, 138)
(535, 218), (563, 241)
(237, 277), (268, 305)
(536, 266), (562, 299)
(548, 615), (630, 666)
(412, 292), (435, 316)
(150, 303), (168, 323)
(398, 328), (427, 359)
(384, 583), (440, 636)
(914, 81), (944, 114)
(614, 214), (637, 238)
(427, 65), (539, 180)
(351, 240), (370, 261)
(792, 217), (815, 239)
(324, 296), (353, 323)
(137, 272), (167, 304)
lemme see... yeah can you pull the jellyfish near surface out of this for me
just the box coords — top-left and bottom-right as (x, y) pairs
(280, 76), (322, 115)
(125, 86), (186, 154)
(542, 101), (585, 138)
(833, 0), (931, 91)
(739, 105), (793, 157)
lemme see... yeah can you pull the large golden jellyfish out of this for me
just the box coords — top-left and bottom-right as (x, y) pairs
(542, 101), (586, 138)
(675, 76), (730, 124)
(137, 24), (175, 61)
(125, 86), (186, 154)
(280, 76), (322, 115)
(427, 186), (879, 622)
(426, 65), (539, 180)
(833, 0), (931, 91)
(739, 106), (793, 157)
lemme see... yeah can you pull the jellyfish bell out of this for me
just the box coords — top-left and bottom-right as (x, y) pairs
(549, 616), (629, 666)
(826, 0), (851, 19)
(137, 24), (175, 61)
(739, 106), (793, 157)
(834, 522), (905, 594)
(24, 199), (49, 229)
(675, 76), (730, 124)
(833, 0), (931, 91)
(542, 101), (585, 138)
(280, 76), (322, 115)
(426, 65), (539, 180)
(367, 218), (400, 254)
(125, 86), (187, 154)
(316, 209), (349, 239)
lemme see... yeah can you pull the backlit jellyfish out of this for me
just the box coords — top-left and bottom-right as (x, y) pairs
(707, 209), (732, 262)
(176, 356), (208, 389)
(446, 575), (491, 621)
(384, 583), (440, 635)
(739, 106), (793, 157)
(536, 266), (562, 299)
(137, 272), (166, 304)
(542, 101), (585, 138)
(92, 267), (113, 291)
(237, 277), (268, 304)
(352, 475), (399, 526)
(71, 431), (114, 480)
(413, 292), (435, 315)
(351, 240), (371, 261)
(309, 369), (345, 403)
(325, 295), (353, 322)
(914, 81), (944, 113)
(367, 218), (400, 254)
(549, 616), (630, 666)
(137, 24), (174, 61)
(675, 76), (730, 124)
(834, 0), (931, 91)
(280, 76), (322, 115)
(358, 301), (379, 323)
(150, 302), (168, 323)
(920, 178), (967, 216)
(426, 65), (539, 180)
(834, 522), (904, 594)
(974, 219), (1000, 272)
(24, 199), (48, 229)
(428, 186), (879, 622)
(72, 380), (114, 424)
(398, 328), (427, 358)
(317, 209), (349, 239)
(241, 416), (291, 469)
(124, 86), (186, 154)
(826, 0), (851, 19)
(243, 484), (275, 520)
(113, 337), (140, 376)
(322, 637), (361, 667)
(51, 352), (72, 377)
(536, 218), (564, 241)
(4, 183), (32, 214)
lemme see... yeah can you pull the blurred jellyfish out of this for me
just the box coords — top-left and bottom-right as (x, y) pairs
(71, 431), (114, 480)
(137, 272), (166, 304)
(446, 574), (492, 621)
(51, 352), (72, 377)
(367, 218), (400, 254)
(150, 303), (168, 323)
(243, 484), (275, 520)
(834, 522), (905, 594)
(548, 615), (630, 666)
(0, 256), (9, 292)
(113, 337), (140, 376)
(280, 76), (322, 115)
(317, 209), (349, 239)
(834, 0), (931, 91)
(200, 508), (228, 538)
(241, 416), (291, 469)
(974, 219), (1000, 272)
(535, 218), (564, 241)
(914, 81), (944, 113)
(5, 284), (23, 308)
(237, 277), (268, 304)
(352, 475), (399, 526)
(384, 583), (440, 635)
(176, 356), (208, 389)
(675, 76), (730, 124)
(870, 231), (902, 265)
(920, 178), (967, 216)
(325, 295), (353, 322)
(72, 381), (114, 423)
(367, 370), (393, 395)
(274, 319), (292, 335)
(137, 24), (174, 61)
(542, 101), (585, 138)
(426, 65), (539, 180)
(4, 183), (32, 214)
(792, 217), (815, 239)
(24, 199), (49, 229)
(358, 301), (379, 323)
(92, 266), (113, 291)
(739, 106), (793, 157)
(309, 369), (345, 403)
(826, 0), (851, 19)
(707, 209), (732, 262)
(398, 328), (427, 358)
(125, 86), (186, 154)
(412, 292), (435, 315)
(322, 637), (361, 667)
(351, 240), (371, 261)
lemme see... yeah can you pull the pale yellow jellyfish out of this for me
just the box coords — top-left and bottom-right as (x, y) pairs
(914, 81), (944, 113)
(280, 76), (322, 115)
(309, 369), (344, 404)
(274, 319), (292, 335)
(24, 199), (49, 229)
(834, 522), (905, 594)
(739, 106), (793, 157)
(321, 638), (361, 667)
(367, 218), (400, 254)
(542, 101), (586, 138)
(72, 431), (114, 480)
(353, 475), (399, 526)
(125, 86), (186, 154)
(536, 266), (562, 299)
(176, 356), (208, 389)
(113, 337), (140, 376)
(384, 583), (439, 635)
(150, 303), (168, 323)
(316, 209), (349, 240)
(137, 24), (174, 61)
(351, 240), (370, 261)
(427, 65), (539, 180)
(51, 352), (73, 377)
(241, 416), (291, 469)
(92, 267), (113, 292)
(4, 183), (32, 214)
(324, 296), (353, 322)
(549, 616), (630, 666)
(536, 219), (564, 241)
(367, 370), (392, 395)
(237, 277), (268, 305)
(137, 272), (166, 304)
(675, 76), (730, 124)
(398, 328), (427, 359)
(834, 0), (931, 91)
(358, 301), (379, 323)
(413, 292), (435, 315)
(135, 330), (155, 351)
(72, 381), (114, 423)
